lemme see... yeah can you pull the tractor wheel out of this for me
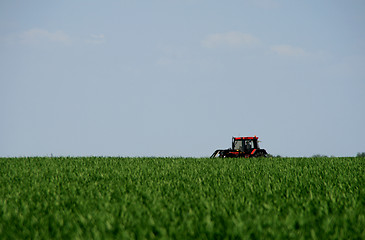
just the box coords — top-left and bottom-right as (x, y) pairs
(254, 151), (266, 157)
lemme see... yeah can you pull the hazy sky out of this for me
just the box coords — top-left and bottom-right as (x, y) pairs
(1, 0), (364, 157)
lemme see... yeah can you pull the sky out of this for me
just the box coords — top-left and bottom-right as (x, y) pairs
(1, 0), (364, 157)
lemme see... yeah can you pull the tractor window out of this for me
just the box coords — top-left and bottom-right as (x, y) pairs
(233, 140), (243, 151)
(233, 139), (257, 151)
(245, 140), (254, 150)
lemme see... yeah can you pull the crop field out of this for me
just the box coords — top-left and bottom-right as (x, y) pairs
(0, 157), (364, 239)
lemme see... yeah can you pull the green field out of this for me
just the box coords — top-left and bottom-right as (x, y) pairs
(0, 157), (364, 239)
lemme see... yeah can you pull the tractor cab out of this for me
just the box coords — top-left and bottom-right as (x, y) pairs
(232, 136), (259, 152)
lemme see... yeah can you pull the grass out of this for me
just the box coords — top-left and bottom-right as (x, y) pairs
(0, 157), (364, 239)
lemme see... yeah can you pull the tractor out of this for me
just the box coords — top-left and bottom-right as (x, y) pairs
(210, 136), (267, 158)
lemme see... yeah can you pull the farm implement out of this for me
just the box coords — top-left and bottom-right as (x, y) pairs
(211, 136), (268, 158)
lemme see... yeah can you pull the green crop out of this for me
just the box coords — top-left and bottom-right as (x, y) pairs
(0, 157), (364, 239)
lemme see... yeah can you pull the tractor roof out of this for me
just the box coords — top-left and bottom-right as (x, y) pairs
(233, 136), (258, 140)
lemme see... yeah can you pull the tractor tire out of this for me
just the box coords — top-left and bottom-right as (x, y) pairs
(255, 151), (267, 157)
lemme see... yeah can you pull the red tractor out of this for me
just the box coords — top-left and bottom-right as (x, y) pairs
(210, 136), (267, 158)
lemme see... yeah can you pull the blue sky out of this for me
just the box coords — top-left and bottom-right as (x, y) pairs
(1, 0), (364, 157)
